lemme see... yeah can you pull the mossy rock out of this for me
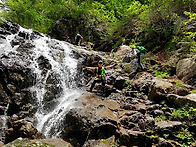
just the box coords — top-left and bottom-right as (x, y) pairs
(5, 138), (55, 147)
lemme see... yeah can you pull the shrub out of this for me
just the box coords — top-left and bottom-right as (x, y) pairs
(154, 71), (169, 78)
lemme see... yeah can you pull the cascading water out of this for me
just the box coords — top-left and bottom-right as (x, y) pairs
(0, 103), (9, 142)
(3, 26), (82, 138)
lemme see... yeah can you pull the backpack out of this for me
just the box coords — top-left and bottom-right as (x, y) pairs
(96, 67), (105, 80)
(136, 46), (147, 53)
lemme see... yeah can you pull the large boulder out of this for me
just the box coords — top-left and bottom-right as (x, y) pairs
(5, 119), (45, 144)
(0, 56), (35, 116)
(167, 94), (196, 107)
(132, 72), (190, 103)
(4, 138), (73, 147)
(61, 92), (119, 146)
(176, 55), (196, 86)
(116, 128), (152, 146)
(155, 121), (183, 136)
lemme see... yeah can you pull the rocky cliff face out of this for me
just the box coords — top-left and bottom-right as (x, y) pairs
(0, 21), (195, 147)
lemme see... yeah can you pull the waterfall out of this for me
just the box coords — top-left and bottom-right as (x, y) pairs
(3, 26), (82, 138)
(0, 103), (9, 142)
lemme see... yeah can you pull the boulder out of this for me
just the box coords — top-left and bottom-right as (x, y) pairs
(167, 94), (196, 107)
(176, 55), (196, 86)
(5, 119), (45, 144)
(117, 128), (152, 146)
(4, 138), (72, 147)
(83, 136), (117, 147)
(0, 141), (4, 146)
(39, 138), (73, 147)
(61, 92), (119, 146)
(155, 121), (182, 135)
(132, 72), (191, 102)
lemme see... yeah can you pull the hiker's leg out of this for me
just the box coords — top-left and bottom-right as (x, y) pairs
(138, 53), (144, 70)
(101, 78), (106, 94)
(78, 39), (81, 46)
(90, 79), (98, 91)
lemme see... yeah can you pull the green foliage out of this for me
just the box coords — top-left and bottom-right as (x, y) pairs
(171, 107), (196, 122)
(154, 71), (169, 78)
(124, 80), (132, 92)
(123, 65), (132, 73)
(2, 0), (196, 52)
(175, 80), (183, 87)
(163, 134), (170, 139)
(149, 134), (158, 139)
(176, 127), (195, 146)
(156, 114), (167, 121)
(192, 89), (196, 94)
(104, 55), (108, 59)
(115, 57), (119, 61)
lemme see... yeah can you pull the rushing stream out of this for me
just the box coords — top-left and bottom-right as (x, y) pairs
(2, 26), (82, 138)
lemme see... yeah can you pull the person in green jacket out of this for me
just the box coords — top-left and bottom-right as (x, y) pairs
(131, 45), (147, 71)
(85, 60), (116, 95)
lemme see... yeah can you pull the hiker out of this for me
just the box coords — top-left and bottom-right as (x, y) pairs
(65, 36), (71, 43)
(84, 60), (117, 95)
(75, 33), (83, 46)
(131, 45), (146, 71)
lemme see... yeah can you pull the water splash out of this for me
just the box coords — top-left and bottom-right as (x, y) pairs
(0, 103), (9, 142)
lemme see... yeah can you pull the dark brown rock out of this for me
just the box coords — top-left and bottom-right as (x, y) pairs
(117, 128), (152, 146)
(5, 119), (45, 144)
(61, 92), (119, 146)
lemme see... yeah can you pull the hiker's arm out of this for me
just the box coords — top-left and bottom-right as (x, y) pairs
(85, 67), (95, 71)
(105, 63), (117, 70)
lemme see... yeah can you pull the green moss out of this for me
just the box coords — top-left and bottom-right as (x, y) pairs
(8, 139), (55, 147)
(154, 71), (169, 78)
(192, 89), (196, 93)
(175, 80), (183, 87)
(123, 65), (132, 73)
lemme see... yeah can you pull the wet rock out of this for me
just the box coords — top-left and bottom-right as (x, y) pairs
(37, 55), (52, 71)
(44, 84), (63, 102)
(61, 93), (119, 146)
(40, 138), (73, 147)
(4, 138), (71, 147)
(83, 136), (117, 147)
(83, 140), (108, 147)
(5, 119), (45, 144)
(117, 128), (152, 146)
(0, 84), (9, 115)
(1, 22), (19, 35)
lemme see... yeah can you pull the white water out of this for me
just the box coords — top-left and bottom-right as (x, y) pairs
(3, 26), (81, 138)
(0, 103), (9, 142)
